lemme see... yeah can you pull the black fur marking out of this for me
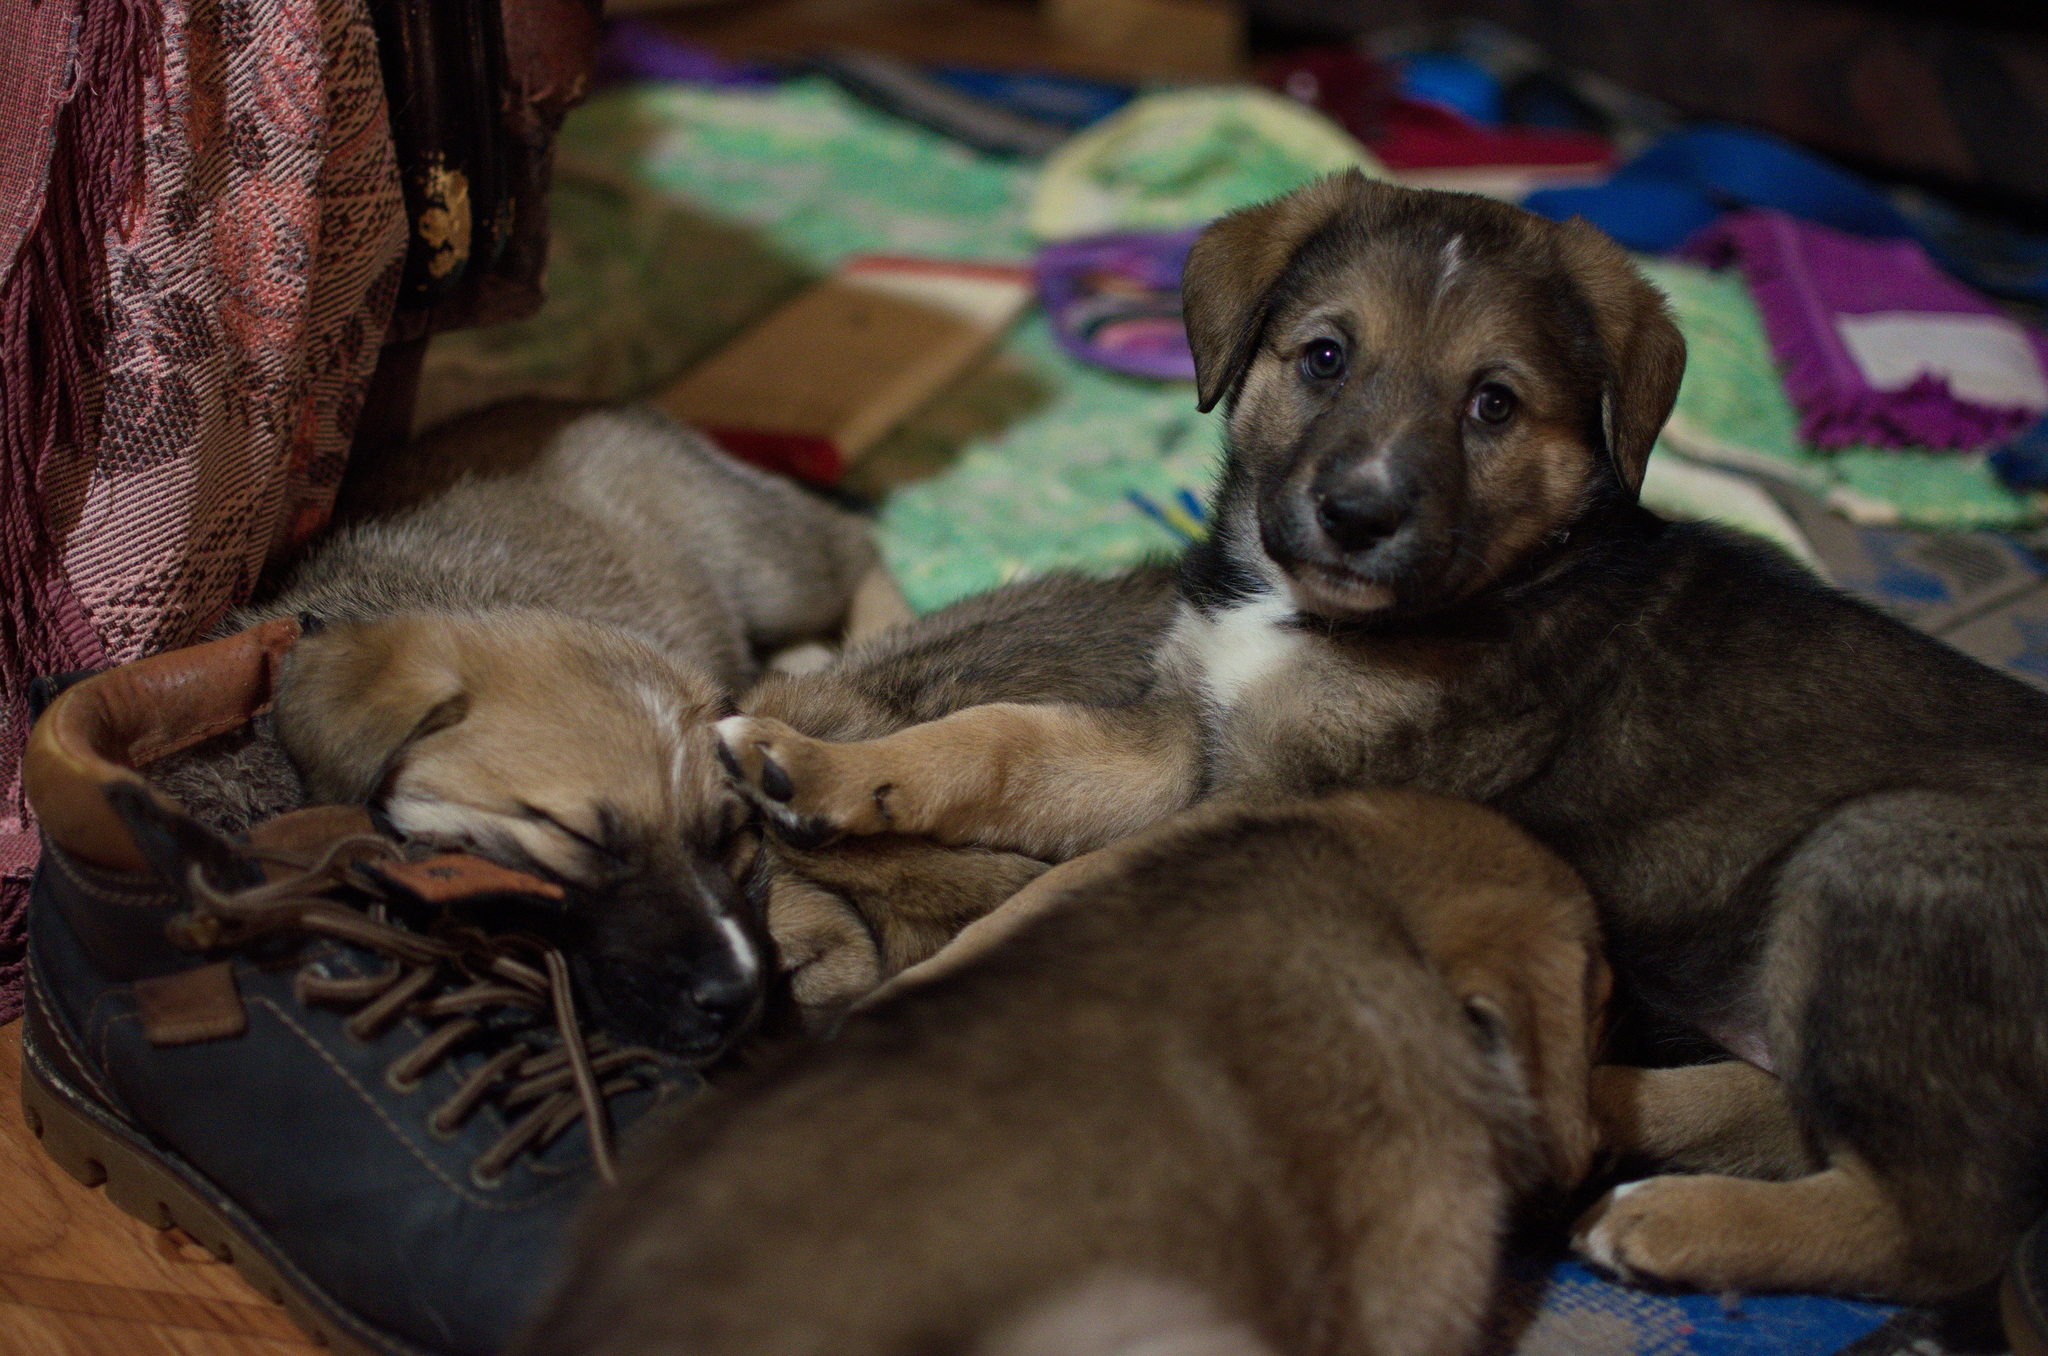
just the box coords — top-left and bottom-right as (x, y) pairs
(759, 755), (795, 804)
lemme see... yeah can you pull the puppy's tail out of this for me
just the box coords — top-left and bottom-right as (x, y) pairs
(978, 1273), (1280, 1356)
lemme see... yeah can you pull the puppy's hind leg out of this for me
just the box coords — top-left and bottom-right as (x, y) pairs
(1573, 1153), (1933, 1300)
(718, 700), (1202, 861)
(1592, 1063), (1818, 1181)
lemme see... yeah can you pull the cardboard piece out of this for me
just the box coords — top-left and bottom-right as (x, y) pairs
(1045, 0), (1243, 80)
(655, 256), (1034, 483)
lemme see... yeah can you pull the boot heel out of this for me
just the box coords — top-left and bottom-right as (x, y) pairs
(19, 1063), (112, 1191)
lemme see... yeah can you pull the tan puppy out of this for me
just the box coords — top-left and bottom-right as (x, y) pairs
(515, 792), (1608, 1356)
(152, 403), (902, 1059)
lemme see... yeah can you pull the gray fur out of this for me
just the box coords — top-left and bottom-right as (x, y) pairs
(149, 405), (877, 834)
(246, 404), (878, 679)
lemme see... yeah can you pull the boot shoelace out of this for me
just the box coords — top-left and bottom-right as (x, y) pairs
(180, 833), (656, 1185)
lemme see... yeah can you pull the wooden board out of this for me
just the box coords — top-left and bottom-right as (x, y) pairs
(0, 1021), (317, 1355)
(655, 0), (1245, 84)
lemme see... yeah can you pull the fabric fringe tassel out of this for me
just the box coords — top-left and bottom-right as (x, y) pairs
(0, 0), (163, 1023)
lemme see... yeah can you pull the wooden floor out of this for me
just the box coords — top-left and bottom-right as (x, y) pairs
(0, 1022), (317, 1356)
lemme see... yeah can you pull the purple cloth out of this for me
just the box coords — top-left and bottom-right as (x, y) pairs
(1036, 229), (1201, 382)
(594, 17), (779, 90)
(1682, 209), (2048, 451)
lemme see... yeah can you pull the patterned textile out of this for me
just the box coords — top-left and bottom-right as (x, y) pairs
(1494, 1261), (1895, 1356)
(0, 0), (407, 1022)
(0, 0), (76, 286)
(1642, 257), (2041, 531)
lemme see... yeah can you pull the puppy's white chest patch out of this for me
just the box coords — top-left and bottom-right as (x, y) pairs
(1173, 594), (1305, 711)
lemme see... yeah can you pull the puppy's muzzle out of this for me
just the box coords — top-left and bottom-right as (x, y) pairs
(577, 868), (767, 1059)
(1312, 470), (1419, 560)
(1266, 449), (1424, 579)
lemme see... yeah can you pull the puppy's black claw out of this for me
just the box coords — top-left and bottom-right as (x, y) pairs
(759, 754), (795, 803)
(715, 737), (742, 780)
(778, 817), (840, 852)
(751, 799), (836, 851)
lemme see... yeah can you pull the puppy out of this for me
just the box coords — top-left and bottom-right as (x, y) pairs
(155, 403), (899, 1058)
(515, 792), (1607, 1356)
(717, 171), (2048, 1303)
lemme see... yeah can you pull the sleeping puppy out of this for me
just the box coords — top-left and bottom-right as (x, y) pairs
(514, 792), (1607, 1356)
(718, 171), (2048, 1304)
(154, 403), (902, 1059)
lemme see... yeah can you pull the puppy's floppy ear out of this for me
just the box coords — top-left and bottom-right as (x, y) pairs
(1182, 170), (1371, 413)
(1555, 217), (1686, 500)
(273, 621), (470, 805)
(1437, 899), (1610, 1188)
(1522, 932), (1610, 1188)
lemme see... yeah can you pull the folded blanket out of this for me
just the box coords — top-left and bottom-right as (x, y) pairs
(1682, 209), (2048, 451)
(1641, 256), (2037, 529)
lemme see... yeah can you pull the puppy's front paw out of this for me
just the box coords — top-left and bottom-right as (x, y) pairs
(715, 716), (895, 846)
(1574, 1176), (1732, 1290)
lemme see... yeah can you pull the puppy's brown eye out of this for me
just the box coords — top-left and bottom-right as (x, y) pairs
(1300, 339), (1345, 382)
(1469, 383), (1517, 425)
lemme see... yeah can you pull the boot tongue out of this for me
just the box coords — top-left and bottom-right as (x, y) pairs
(357, 853), (565, 910)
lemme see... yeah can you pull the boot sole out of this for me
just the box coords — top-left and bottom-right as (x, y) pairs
(18, 1023), (429, 1356)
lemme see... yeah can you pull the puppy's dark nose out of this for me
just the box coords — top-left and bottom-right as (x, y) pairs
(688, 965), (758, 1025)
(1315, 487), (1409, 553)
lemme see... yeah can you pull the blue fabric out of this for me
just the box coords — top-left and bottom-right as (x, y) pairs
(1394, 54), (1503, 125)
(1524, 124), (2048, 305)
(1625, 128), (1915, 240)
(1525, 125), (1912, 253)
(1991, 416), (2048, 490)
(1524, 177), (1727, 252)
(927, 66), (1132, 130)
(1513, 1260), (1897, 1355)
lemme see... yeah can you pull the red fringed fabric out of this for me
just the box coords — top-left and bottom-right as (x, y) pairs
(0, 0), (407, 1021)
(0, 0), (158, 1025)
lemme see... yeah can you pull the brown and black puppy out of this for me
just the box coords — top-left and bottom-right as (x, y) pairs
(719, 171), (2048, 1305)
(515, 792), (1607, 1356)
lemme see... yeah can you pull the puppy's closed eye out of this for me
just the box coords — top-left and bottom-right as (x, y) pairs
(522, 803), (627, 872)
(1462, 994), (1510, 1055)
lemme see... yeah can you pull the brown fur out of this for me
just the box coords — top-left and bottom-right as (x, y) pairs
(733, 565), (1183, 1023)
(1590, 1062), (1817, 1182)
(515, 792), (1607, 1356)
(1575, 1155), (1917, 1297)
